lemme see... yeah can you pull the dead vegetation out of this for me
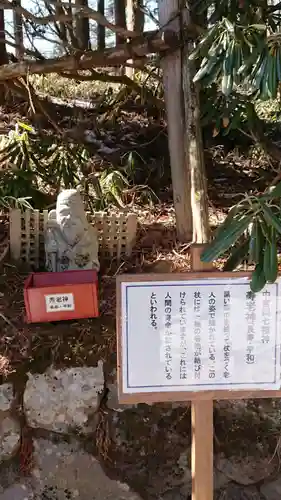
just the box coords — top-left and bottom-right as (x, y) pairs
(0, 114), (279, 381)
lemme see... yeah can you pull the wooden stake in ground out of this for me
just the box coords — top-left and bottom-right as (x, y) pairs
(158, 0), (192, 242)
(190, 245), (214, 500)
(181, 4), (209, 244)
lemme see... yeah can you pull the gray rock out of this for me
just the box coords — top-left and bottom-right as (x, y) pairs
(107, 382), (137, 412)
(0, 386), (13, 412)
(216, 454), (275, 486)
(177, 450), (229, 496)
(160, 488), (186, 500)
(0, 414), (20, 463)
(24, 364), (104, 433)
(30, 438), (142, 500)
(0, 483), (33, 500)
(216, 484), (262, 500)
(261, 478), (281, 500)
(106, 369), (137, 412)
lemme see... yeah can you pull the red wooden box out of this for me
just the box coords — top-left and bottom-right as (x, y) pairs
(24, 269), (99, 323)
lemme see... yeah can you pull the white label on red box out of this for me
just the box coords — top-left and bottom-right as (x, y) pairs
(45, 293), (75, 313)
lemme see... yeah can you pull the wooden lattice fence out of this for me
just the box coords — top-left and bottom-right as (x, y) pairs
(9, 209), (138, 268)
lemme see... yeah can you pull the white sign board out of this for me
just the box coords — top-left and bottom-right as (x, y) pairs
(45, 293), (75, 313)
(119, 276), (281, 394)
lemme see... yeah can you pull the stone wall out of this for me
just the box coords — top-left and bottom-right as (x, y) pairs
(1, 363), (281, 500)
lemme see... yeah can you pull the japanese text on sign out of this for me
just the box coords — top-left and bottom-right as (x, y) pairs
(45, 293), (75, 313)
(120, 277), (281, 394)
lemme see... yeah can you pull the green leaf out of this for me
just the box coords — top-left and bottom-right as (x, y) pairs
(212, 205), (241, 239)
(252, 55), (267, 92)
(223, 39), (235, 75)
(18, 122), (34, 133)
(238, 50), (260, 76)
(208, 34), (223, 57)
(262, 181), (281, 200)
(249, 218), (264, 263)
(277, 47), (281, 81)
(224, 18), (234, 33)
(221, 73), (233, 96)
(259, 212), (272, 240)
(267, 51), (277, 98)
(250, 263), (266, 293)
(260, 56), (270, 99)
(201, 214), (252, 262)
(193, 57), (217, 82)
(223, 236), (250, 271)
(261, 204), (281, 234)
(189, 25), (218, 61)
(250, 24), (267, 31)
(263, 228), (278, 283)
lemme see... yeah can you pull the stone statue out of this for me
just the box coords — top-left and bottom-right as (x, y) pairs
(45, 189), (100, 273)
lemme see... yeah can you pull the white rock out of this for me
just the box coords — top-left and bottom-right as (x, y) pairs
(0, 384), (13, 412)
(0, 414), (20, 463)
(24, 363), (104, 433)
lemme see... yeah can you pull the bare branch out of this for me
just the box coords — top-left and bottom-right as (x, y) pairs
(0, 31), (179, 81)
(23, 19), (45, 60)
(0, 0), (141, 39)
(61, 69), (164, 108)
(4, 37), (43, 59)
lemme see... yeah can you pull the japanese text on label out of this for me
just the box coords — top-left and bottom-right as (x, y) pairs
(45, 293), (75, 313)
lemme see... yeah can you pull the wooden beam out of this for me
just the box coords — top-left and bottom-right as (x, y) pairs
(0, 31), (178, 81)
(158, 0), (192, 242)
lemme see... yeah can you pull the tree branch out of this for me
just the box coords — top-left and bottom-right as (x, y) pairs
(61, 69), (165, 108)
(0, 31), (180, 81)
(0, 0), (141, 39)
(4, 37), (43, 60)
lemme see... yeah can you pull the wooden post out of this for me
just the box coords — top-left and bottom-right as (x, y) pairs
(9, 209), (21, 261)
(13, 0), (24, 60)
(158, 0), (192, 242)
(190, 245), (214, 500)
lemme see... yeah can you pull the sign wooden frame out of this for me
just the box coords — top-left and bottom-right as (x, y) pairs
(116, 245), (281, 500)
(116, 271), (281, 405)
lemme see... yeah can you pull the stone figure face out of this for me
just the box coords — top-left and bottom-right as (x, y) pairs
(56, 190), (87, 245)
(58, 205), (81, 245)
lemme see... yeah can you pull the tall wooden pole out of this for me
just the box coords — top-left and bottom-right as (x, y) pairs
(0, 8), (7, 65)
(13, 0), (24, 60)
(75, 0), (90, 50)
(182, 6), (210, 244)
(190, 245), (214, 500)
(97, 0), (105, 50)
(158, 0), (192, 243)
(158, 0), (213, 489)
